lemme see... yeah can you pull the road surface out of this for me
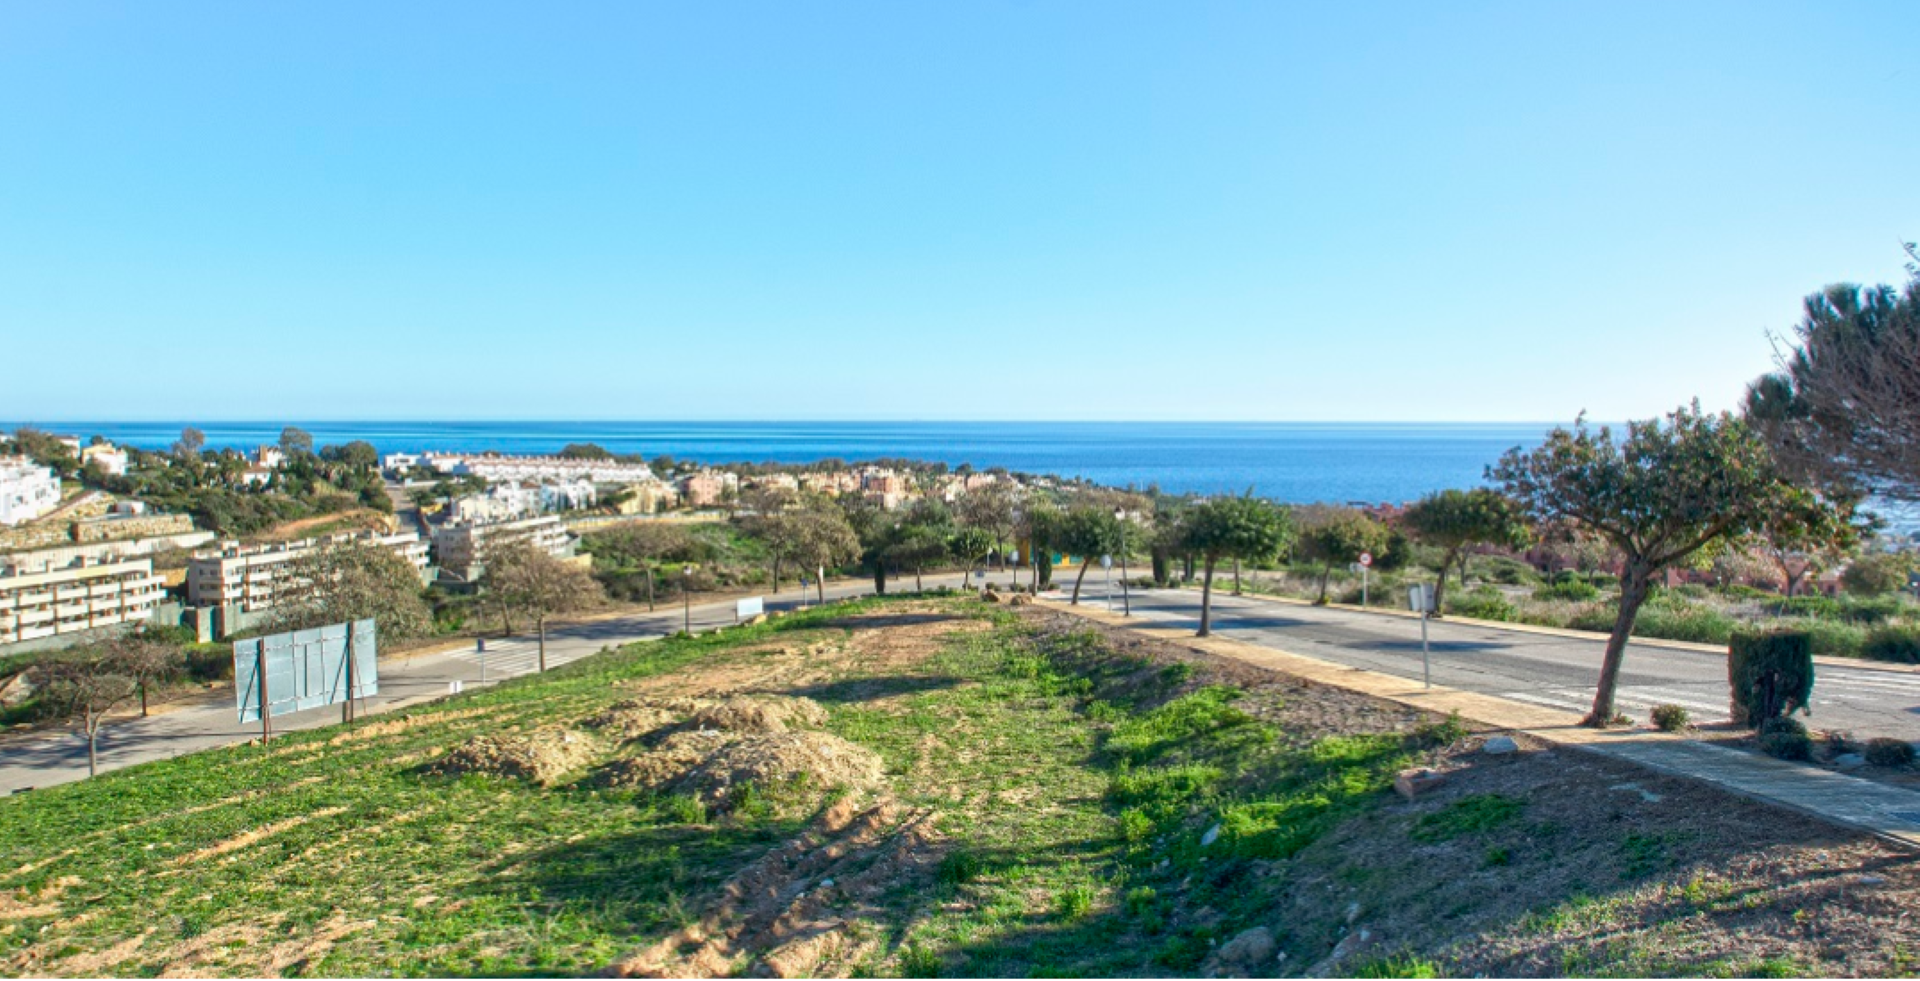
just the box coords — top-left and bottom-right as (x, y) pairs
(1066, 586), (1920, 740)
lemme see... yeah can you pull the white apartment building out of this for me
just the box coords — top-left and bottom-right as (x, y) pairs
(423, 452), (655, 485)
(187, 530), (431, 612)
(450, 484), (540, 524)
(0, 555), (165, 647)
(0, 457), (60, 527)
(431, 514), (575, 581)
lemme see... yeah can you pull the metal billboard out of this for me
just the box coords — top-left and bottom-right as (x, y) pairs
(234, 618), (378, 731)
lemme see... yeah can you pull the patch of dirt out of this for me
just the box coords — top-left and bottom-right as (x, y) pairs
(610, 798), (944, 978)
(595, 729), (885, 811)
(166, 808), (346, 869)
(691, 695), (829, 734)
(425, 729), (600, 785)
(329, 706), (493, 746)
(595, 730), (736, 790)
(584, 699), (694, 741)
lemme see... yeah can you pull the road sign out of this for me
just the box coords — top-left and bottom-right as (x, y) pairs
(234, 619), (378, 734)
(1101, 554), (1113, 569)
(1359, 552), (1373, 568)
(1408, 583), (1435, 613)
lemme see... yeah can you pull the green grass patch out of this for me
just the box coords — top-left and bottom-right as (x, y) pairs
(1410, 794), (1524, 843)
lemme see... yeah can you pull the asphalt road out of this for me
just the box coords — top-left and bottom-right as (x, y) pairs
(0, 570), (1007, 795)
(1072, 586), (1920, 740)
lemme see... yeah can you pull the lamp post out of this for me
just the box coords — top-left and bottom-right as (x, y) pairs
(683, 564), (694, 635)
(1115, 509), (1132, 616)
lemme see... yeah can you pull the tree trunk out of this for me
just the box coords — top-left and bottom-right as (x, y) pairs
(1316, 561), (1334, 604)
(1432, 548), (1458, 619)
(1071, 559), (1093, 605)
(646, 568), (655, 611)
(1183, 555), (1195, 582)
(915, 564), (923, 592)
(84, 712), (98, 778)
(1586, 565), (1653, 727)
(1233, 558), (1242, 596)
(140, 682), (149, 717)
(1151, 547), (1170, 587)
(1198, 556), (1218, 637)
(873, 562), (887, 595)
(817, 577), (825, 604)
(772, 558), (782, 594)
(537, 618), (548, 672)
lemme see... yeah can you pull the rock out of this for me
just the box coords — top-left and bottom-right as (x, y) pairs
(1394, 768), (1445, 799)
(1344, 902), (1362, 925)
(1216, 927), (1275, 968)
(1860, 874), (1887, 886)
(1008, 594), (1031, 606)
(1482, 735), (1520, 755)
(1201, 823), (1222, 847)
(745, 614), (768, 626)
(981, 591), (1003, 603)
(1836, 753), (1867, 769)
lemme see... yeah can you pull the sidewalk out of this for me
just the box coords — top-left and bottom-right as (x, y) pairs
(1047, 599), (1920, 851)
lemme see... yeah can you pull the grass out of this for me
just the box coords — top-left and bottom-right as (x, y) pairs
(1, 595), (1907, 977)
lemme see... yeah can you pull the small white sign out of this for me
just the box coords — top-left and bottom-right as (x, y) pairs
(1101, 554), (1113, 569)
(1408, 583), (1435, 613)
(1359, 552), (1373, 568)
(737, 596), (765, 619)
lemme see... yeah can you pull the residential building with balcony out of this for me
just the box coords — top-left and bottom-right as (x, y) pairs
(0, 555), (165, 648)
(186, 530), (430, 612)
(431, 514), (576, 582)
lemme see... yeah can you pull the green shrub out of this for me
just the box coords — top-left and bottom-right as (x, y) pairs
(1534, 579), (1599, 603)
(1728, 631), (1813, 728)
(1863, 626), (1920, 664)
(937, 850), (984, 885)
(1670, 583), (1713, 600)
(1446, 586), (1517, 622)
(1633, 603), (1737, 645)
(1865, 738), (1917, 768)
(1055, 884), (1094, 920)
(1759, 729), (1813, 761)
(1649, 704), (1690, 732)
(1481, 557), (1540, 586)
(1759, 716), (1808, 739)
(1788, 618), (1868, 658)
(1843, 552), (1914, 597)
(183, 644), (235, 682)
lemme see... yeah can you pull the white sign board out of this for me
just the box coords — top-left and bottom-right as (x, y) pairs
(234, 618), (378, 724)
(1407, 583), (1436, 614)
(1359, 552), (1373, 568)
(737, 596), (765, 619)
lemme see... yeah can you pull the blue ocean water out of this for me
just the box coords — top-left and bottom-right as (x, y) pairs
(13, 421), (1556, 505)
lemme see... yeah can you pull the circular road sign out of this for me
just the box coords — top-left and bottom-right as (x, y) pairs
(1358, 552), (1373, 567)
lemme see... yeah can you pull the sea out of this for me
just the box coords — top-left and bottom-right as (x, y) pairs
(13, 421), (1556, 505)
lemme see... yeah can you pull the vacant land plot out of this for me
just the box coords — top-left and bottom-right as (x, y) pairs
(1, 597), (1918, 977)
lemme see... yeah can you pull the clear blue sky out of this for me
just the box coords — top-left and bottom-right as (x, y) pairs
(2, 1), (1914, 423)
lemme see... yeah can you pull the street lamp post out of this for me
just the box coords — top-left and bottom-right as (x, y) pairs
(1115, 509), (1132, 616)
(683, 564), (694, 635)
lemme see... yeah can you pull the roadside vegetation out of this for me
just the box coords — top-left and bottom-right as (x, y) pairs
(2, 596), (1916, 977)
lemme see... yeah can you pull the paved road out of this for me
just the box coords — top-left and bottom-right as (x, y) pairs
(1069, 587), (1920, 740)
(0, 570), (1009, 795)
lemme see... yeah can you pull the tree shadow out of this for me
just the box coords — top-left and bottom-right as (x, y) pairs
(780, 675), (966, 705)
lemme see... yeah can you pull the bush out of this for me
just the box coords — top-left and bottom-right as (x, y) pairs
(1649, 704), (1690, 732)
(1446, 586), (1517, 622)
(1633, 603), (1737, 645)
(1728, 631), (1813, 728)
(1862, 626), (1920, 664)
(183, 644), (234, 682)
(1787, 618), (1869, 658)
(1843, 552), (1914, 597)
(1534, 579), (1600, 603)
(1760, 729), (1813, 761)
(1865, 738), (1918, 768)
(1759, 716), (1807, 739)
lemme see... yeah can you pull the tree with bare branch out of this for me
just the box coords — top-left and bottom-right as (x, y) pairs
(39, 637), (176, 778)
(484, 540), (605, 671)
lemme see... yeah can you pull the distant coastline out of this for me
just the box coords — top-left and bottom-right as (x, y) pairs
(2, 421), (1558, 505)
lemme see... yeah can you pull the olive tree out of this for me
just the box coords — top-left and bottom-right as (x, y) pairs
(1182, 495), (1293, 636)
(956, 483), (1018, 570)
(1057, 505), (1127, 605)
(1293, 506), (1390, 604)
(1492, 405), (1822, 726)
(1400, 488), (1532, 614)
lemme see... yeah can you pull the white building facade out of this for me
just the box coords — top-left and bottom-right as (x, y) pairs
(187, 530), (431, 612)
(0, 555), (165, 647)
(0, 457), (61, 527)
